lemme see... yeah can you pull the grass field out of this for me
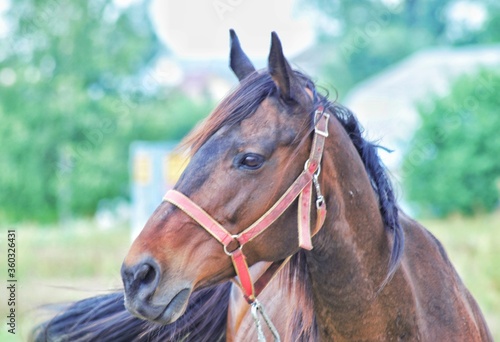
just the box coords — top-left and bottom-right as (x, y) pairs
(0, 221), (131, 342)
(0, 213), (499, 341)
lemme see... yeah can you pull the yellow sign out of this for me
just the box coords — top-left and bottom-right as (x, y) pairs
(164, 151), (189, 186)
(133, 153), (152, 185)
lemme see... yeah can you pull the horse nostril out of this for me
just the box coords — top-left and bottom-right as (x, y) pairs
(121, 258), (160, 298)
(135, 263), (156, 285)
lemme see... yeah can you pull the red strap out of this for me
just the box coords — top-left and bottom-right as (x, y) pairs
(298, 182), (313, 250)
(237, 171), (313, 245)
(163, 190), (234, 247)
(315, 202), (327, 235)
(231, 249), (255, 302)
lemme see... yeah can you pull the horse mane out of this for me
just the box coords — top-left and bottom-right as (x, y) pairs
(182, 70), (277, 153)
(33, 256), (317, 342)
(32, 283), (231, 342)
(278, 250), (319, 341)
(328, 103), (404, 283)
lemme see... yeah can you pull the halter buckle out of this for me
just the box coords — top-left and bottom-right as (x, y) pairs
(314, 112), (330, 137)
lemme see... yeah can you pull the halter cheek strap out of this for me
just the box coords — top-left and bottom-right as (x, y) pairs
(163, 108), (329, 303)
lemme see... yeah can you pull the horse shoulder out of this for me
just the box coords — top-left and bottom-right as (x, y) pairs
(396, 213), (493, 341)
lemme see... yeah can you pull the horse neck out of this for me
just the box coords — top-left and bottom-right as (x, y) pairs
(306, 115), (393, 337)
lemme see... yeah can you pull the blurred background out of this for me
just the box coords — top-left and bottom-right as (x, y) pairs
(0, 0), (499, 340)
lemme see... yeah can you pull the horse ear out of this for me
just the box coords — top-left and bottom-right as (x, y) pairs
(268, 32), (300, 102)
(229, 29), (256, 81)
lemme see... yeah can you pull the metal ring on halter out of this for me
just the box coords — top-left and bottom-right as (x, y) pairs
(304, 159), (321, 174)
(223, 235), (242, 256)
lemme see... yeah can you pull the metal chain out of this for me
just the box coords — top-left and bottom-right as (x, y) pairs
(250, 300), (281, 342)
(251, 300), (266, 341)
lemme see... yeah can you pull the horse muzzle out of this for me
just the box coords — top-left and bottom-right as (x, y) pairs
(121, 256), (192, 324)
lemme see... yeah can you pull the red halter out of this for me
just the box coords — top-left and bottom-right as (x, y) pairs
(163, 108), (329, 303)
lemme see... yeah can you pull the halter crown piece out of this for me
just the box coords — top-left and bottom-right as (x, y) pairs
(163, 107), (329, 341)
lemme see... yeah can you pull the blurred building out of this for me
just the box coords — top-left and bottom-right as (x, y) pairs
(129, 141), (189, 239)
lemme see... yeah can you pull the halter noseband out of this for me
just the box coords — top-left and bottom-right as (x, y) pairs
(162, 107), (329, 304)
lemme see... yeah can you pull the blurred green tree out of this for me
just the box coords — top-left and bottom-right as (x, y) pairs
(301, 0), (500, 96)
(402, 69), (500, 217)
(0, 0), (210, 222)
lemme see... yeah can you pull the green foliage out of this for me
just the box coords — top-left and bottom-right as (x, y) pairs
(402, 69), (500, 217)
(301, 0), (500, 96)
(0, 1), (212, 222)
(300, 0), (451, 95)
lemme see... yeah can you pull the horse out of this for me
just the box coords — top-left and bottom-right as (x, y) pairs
(33, 30), (493, 341)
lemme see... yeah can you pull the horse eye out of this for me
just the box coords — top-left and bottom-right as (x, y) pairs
(238, 153), (265, 170)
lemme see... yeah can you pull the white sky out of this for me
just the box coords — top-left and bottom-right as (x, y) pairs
(0, 0), (314, 60)
(148, 0), (315, 60)
(1, 0), (488, 61)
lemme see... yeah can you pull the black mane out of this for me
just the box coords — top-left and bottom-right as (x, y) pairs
(329, 103), (404, 281)
(33, 283), (231, 342)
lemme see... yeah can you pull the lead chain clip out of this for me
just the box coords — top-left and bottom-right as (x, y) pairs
(250, 299), (281, 342)
(312, 165), (324, 209)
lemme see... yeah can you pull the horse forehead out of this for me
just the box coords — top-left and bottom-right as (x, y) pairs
(239, 99), (282, 135)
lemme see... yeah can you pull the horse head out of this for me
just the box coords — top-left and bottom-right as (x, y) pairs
(121, 31), (325, 324)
